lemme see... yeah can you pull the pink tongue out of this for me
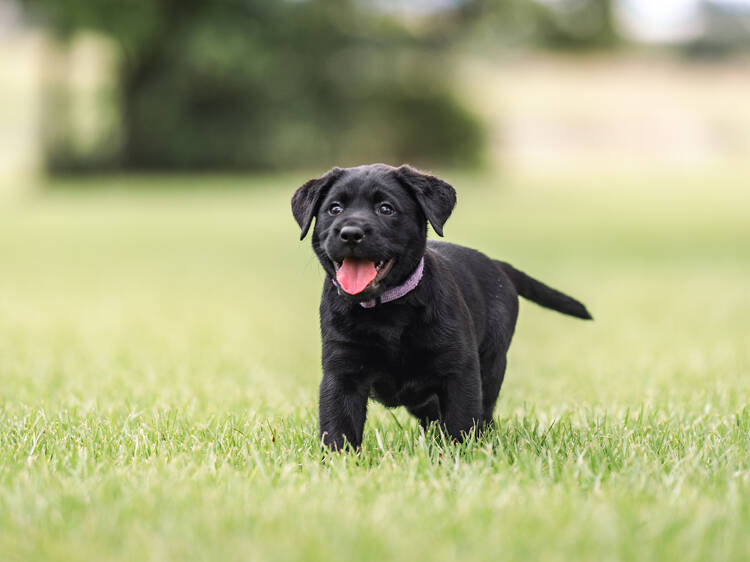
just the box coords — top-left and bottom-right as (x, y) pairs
(336, 258), (377, 295)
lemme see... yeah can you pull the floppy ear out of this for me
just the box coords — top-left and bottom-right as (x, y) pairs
(395, 165), (457, 237)
(291, 167), (344, 240)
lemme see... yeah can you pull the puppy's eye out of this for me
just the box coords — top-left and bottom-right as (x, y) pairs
(377, 203), (395, 216)
(328, 203), (343, 216)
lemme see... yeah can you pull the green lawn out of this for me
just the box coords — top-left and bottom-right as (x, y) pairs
(1, 168), (749, 562)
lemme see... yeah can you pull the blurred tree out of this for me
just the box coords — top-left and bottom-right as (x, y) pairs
(468, 0), (620, 50)
(684, 1), (750, 58)
(22, 0), (484, 171)
(532, 0), (619, 50)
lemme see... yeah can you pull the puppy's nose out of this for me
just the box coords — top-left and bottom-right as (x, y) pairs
(340, 225), (365, 245)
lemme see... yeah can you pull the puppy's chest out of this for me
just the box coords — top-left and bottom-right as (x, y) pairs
(330, 308), (440, 406)
(369, 345), (438, 408)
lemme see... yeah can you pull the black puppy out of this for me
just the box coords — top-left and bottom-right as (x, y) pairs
(291, 164), (591, 450)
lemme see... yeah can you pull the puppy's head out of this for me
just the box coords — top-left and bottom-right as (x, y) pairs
(291, 164), (456, 300)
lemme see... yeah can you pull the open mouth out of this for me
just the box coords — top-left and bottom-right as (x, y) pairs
(332, 257), (395, 295)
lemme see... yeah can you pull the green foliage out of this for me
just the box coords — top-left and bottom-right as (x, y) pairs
(469, 0), (620, 51)
(23, 0), (484, 171)
(532, 0), (620, 50)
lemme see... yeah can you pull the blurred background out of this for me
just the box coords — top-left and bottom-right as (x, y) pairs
(2, 0), (750, 182)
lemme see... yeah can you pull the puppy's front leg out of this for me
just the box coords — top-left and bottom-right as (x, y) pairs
(318, 372), (369, 450)
(439, 370), (483, 441)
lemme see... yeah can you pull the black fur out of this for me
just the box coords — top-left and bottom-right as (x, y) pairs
(291, 167), (344, 240)
(499, 262), (592, 320)
(291, 163), (592, 450)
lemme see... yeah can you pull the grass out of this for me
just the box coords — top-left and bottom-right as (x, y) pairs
(1, 168), (749, 561)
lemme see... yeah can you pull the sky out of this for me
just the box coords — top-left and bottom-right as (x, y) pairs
(617, 0), (705, 42)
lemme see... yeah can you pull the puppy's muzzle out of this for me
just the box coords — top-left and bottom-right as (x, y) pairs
(339, 225), (365, 246)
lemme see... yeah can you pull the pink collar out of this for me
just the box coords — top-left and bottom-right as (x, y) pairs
(332, 257), (425, 308)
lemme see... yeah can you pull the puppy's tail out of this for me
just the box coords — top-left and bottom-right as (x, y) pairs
(498, 262), (592, 320)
